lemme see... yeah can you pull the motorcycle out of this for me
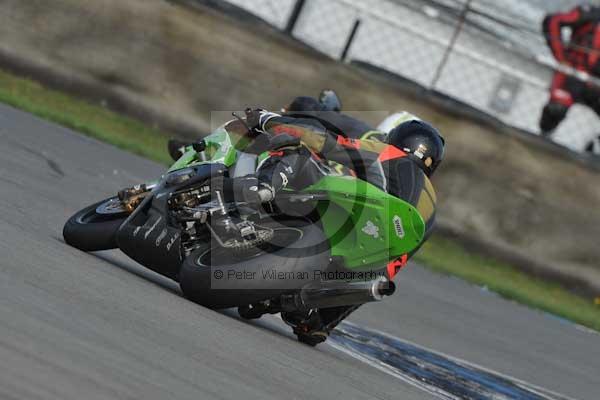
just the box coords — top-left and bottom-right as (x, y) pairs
(63, 123), (426, 345)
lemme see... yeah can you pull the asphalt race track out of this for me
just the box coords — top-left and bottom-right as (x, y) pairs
(1, 103), (599, 400)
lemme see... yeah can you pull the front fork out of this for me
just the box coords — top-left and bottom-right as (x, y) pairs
(117, 181), (158, 213)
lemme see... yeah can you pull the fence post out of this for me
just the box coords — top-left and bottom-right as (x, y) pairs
(285, 0), (306, 35)
(430, 0), (472, 89)
(340, 19), (361, 61)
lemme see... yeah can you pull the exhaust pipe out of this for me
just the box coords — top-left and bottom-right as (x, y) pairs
(282, 276), (395, 311)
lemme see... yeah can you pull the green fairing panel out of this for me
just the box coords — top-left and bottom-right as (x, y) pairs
(303, 176), (426, 269)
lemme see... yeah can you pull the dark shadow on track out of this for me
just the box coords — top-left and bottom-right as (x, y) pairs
(90, 252), (181, 295)
(62, 238), (301, 340)
(91, 251), (311, 345)
(54, 236), (181, 295)
(330, 322), (575, 400)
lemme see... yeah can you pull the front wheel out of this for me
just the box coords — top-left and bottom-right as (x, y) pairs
(63, 197), (129, 251)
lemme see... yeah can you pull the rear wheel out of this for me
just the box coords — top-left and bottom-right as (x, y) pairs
(63, 197), (128, 251)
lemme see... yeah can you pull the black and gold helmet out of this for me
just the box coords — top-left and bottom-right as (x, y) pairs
(387, 119), (445, 177)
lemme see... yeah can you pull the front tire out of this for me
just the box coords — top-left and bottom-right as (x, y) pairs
(63, 197), (128, 251)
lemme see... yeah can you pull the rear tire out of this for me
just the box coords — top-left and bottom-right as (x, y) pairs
(63, 197), (128, 251)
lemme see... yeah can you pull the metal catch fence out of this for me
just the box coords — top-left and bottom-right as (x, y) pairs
(223, 0), (600, 154)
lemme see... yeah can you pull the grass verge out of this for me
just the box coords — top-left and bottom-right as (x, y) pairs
(0, 69), (172, 165)
(1, 67), (599, 331)
(415, 236), (600, 331)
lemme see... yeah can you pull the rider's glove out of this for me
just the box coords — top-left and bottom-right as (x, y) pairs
(241, 108), (282, 155)
(244, 108), (280, 137)
(232, 176), (275, 206)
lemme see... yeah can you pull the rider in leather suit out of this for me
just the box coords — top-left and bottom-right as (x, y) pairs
(230, 109), (443, 240)
(541, 4), (600, 135)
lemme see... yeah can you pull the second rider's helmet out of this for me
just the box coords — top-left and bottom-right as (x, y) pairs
(318, 89), (342, 112)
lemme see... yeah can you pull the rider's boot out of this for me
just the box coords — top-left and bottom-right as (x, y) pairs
(283, 305), (360, 346)
(282, 310), (328, 346)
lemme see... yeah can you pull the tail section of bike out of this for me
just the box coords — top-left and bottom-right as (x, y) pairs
(304, 175), (426, 270)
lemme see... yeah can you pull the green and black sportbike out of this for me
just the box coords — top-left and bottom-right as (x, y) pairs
(63, 123), (426, 345)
